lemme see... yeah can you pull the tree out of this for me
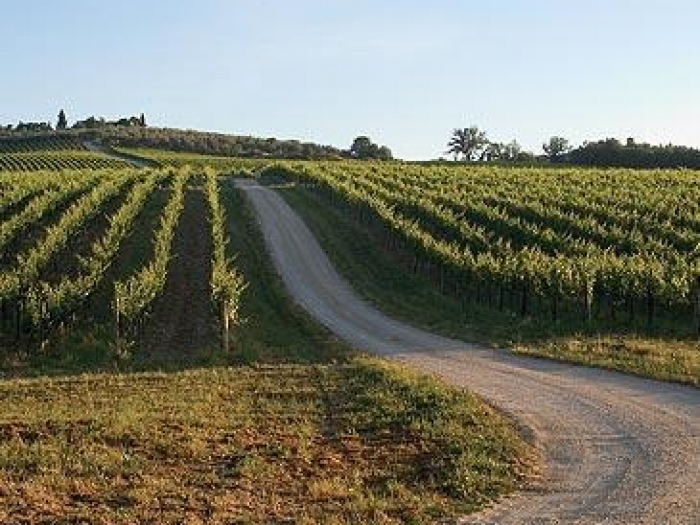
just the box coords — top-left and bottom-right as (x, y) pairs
(446, 127), (488, 161)
(57, 109), (68, 130)
(543, 136), (571, 161)
(503, 140), (522, 161)
(15, 121), (52, 132)
(481, 142), (506, 161)
(350, 136), (373, 158)
(349, 136), (393, 160)
(139, 113), (146, 127)
(376, 145), (392, 160)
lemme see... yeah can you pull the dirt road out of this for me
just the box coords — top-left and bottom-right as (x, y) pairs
(83, 141), (153, 168)
(237, 179), (700, 524)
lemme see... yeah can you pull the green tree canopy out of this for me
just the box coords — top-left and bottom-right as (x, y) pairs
(349, 136), (393, 160)
(446, 127), (489, 161)
(543, 136), (571, 161)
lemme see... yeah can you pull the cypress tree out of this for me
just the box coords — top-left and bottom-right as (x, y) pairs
(57, 109), (68, 130)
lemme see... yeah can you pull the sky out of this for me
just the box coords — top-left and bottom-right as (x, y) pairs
(1, 0), (699, 160)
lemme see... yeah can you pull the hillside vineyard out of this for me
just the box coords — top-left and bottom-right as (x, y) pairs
(0, 168), (245, 350)
(273, 162), (700, 333)
(0, 135), (129, 171)
(2, 162), (700, 350)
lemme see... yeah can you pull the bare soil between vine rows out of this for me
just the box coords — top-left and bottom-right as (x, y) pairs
(141, 187), (217, 361)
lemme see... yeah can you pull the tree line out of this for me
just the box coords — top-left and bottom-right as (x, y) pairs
(569, 138), (700, 169)
(4, 109), (696, 167)
(96, 126), (346, 159)
(446, 127), (533, 162)
(447, 126), (700, 169)
(1, 110), (146, 134)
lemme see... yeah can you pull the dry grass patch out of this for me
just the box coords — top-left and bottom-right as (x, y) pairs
(0, 358), (531, 524)
(515, 336), (700, 386)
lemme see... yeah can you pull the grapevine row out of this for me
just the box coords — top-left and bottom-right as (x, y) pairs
(205, 168), (246, 351)
(0, 134), (86, 153)
(280, 163), (700, 331)
(346, 164), (700, 258)
(114, 169), (189, 339)
(24, 172), (166, 336)
(0, 153), (127, 172)
(0, 173), (135, 303)
(0, 175), (99, 253)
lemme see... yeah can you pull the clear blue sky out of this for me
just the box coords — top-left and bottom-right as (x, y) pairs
(2, 0), (698, 159)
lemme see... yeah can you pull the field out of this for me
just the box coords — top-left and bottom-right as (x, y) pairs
(5, 3), (699, 522)
(265, 161), (700, 384)
(279, 162), (700, 329)
(117, 147), (258, 171)
(0, 162), (531, 523)
(0, 135), (130, 171)
(1, 146), (698, 522)
(0, 358), (531, 523)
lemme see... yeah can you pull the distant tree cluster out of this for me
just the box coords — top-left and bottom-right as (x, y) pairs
(542, 136), (572, 162)
(348, 136), (393, 160)
(446, 126), (531, 162)
(10, 121), (54, 133)
(568, 138), (700, 169)
(1, 110), (391, 161)
(72, 113), (146, 130)
(0, 118), (347, 160)
(446, 126), (700, 169)
(0, 110), (147, 135)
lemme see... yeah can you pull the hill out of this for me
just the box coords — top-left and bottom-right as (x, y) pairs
(0, 126), (345, 162)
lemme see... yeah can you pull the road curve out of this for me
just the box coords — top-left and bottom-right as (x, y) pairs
(236, 179), (700, 524)
(83, 141), (153, 168)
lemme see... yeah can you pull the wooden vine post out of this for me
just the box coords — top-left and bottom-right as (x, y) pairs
(114, 292), (121, 345)
(222, 299), (230, 353)
(696, 276), (700, 337)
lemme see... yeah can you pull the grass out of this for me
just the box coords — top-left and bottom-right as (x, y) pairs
(119, 147), (228, 161)
(514, 336), (700, 385)
(0, 359), (530, 524)
(218, 178), (348, 364)
(0, 173), (533, 523)
(279, 185), (700, 387)
(118, 148), (265, 171)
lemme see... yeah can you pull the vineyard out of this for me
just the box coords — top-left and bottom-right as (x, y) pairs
(0, 134), (87, 153)
(0, 134), (131, 171)
(0, 151), (130, 172)
(0, 161), (534, 525)
(273, 162), (700, 336)
(116, 146), (264, 170)
(3, 158), (698, 354)
(1, 154), (698, 522)
(0, 166), (245, 356)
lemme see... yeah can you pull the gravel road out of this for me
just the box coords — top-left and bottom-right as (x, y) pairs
(237, 179), (700, 524)
(83, 140), (152, 168)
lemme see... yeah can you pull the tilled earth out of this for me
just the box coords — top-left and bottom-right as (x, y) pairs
(142, 187), (217, 360)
